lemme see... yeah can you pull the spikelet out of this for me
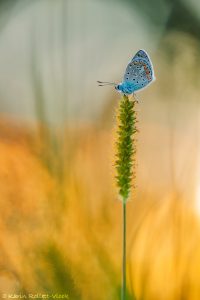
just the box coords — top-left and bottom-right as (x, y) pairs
(115, 95), (138, 203)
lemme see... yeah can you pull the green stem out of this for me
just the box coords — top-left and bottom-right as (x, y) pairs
(122, 201), (126, 300)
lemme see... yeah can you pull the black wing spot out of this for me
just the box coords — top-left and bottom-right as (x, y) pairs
(126, 77), (128, 80)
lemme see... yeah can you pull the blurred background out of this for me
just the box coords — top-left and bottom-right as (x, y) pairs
(1, 0), (200, 299)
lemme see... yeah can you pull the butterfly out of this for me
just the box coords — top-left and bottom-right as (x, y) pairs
(98, 49), (155, 95)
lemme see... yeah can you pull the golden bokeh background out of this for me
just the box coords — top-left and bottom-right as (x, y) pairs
(0, 1), (200, 299)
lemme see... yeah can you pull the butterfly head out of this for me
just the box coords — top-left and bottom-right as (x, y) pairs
(115, 82), (133, 94)
(115, 83), (123, 92)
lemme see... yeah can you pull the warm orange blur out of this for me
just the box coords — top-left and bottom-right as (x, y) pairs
(0, 1), (200, 296)
(1, 41), (200, 297)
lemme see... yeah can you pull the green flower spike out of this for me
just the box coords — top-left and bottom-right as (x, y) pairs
(115, 94), (138, 203)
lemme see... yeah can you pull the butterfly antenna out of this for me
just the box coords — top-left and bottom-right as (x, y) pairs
(97, 81), (117, 86)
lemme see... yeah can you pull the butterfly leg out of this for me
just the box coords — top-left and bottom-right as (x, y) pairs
(133, 93), (139, 103)
(127, 93), (138, 103)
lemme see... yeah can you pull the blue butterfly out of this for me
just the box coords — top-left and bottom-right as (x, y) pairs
(98, 49), (155, 95)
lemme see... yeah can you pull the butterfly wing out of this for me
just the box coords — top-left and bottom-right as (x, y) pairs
(123, 49), (155, 92)
(131, 49), (151, 62)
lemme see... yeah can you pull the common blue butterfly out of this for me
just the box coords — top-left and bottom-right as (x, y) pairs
(98, 49), (155, 95)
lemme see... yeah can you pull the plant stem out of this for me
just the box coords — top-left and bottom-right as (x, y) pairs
(122, 201), (126, 300)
